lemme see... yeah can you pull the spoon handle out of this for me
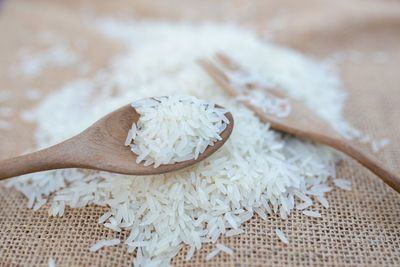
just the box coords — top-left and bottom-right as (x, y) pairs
(330, 139), (400, 193)
(0, 139), (80, 181)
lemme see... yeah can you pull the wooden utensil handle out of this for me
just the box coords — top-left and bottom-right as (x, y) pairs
(0, 140), (79, 181)
(333, 139), (400, 193)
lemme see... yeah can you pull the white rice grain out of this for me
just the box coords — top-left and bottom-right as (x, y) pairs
(48, 257), (55, 267)
(333, 179), (352, 191)
(302, 210), (322, 218)
(226, 229), (244, 237)
(89, 239), (121, 252)
(275, 229), (289, 244)
(216, 244), (234, 255)
(185, 245), (195, 261)
(317, 196), (329, 208)
(296, 200), (313, 210)
(206, 249), (220, 261)
(98, 211), (113, 224)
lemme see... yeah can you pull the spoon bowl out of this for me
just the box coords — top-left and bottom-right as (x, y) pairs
(0, 102), (234, 180)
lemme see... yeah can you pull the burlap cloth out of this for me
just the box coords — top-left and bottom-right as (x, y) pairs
(1, 0), (399, 266)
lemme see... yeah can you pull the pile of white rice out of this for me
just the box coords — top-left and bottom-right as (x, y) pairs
(8, 19), (363, 266)
(126, 95), (229, 167)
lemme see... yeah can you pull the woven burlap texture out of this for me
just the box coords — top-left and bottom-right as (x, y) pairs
(1, 0), (399, 266)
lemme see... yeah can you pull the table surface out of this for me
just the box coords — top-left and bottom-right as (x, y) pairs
(0, 0), (399, 266)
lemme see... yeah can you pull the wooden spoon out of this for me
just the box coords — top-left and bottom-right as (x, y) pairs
(198, 54), (400, 193)
(0, 101), (234, 180)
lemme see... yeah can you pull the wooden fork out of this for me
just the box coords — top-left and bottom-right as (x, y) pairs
(198, 53), (400, 193)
